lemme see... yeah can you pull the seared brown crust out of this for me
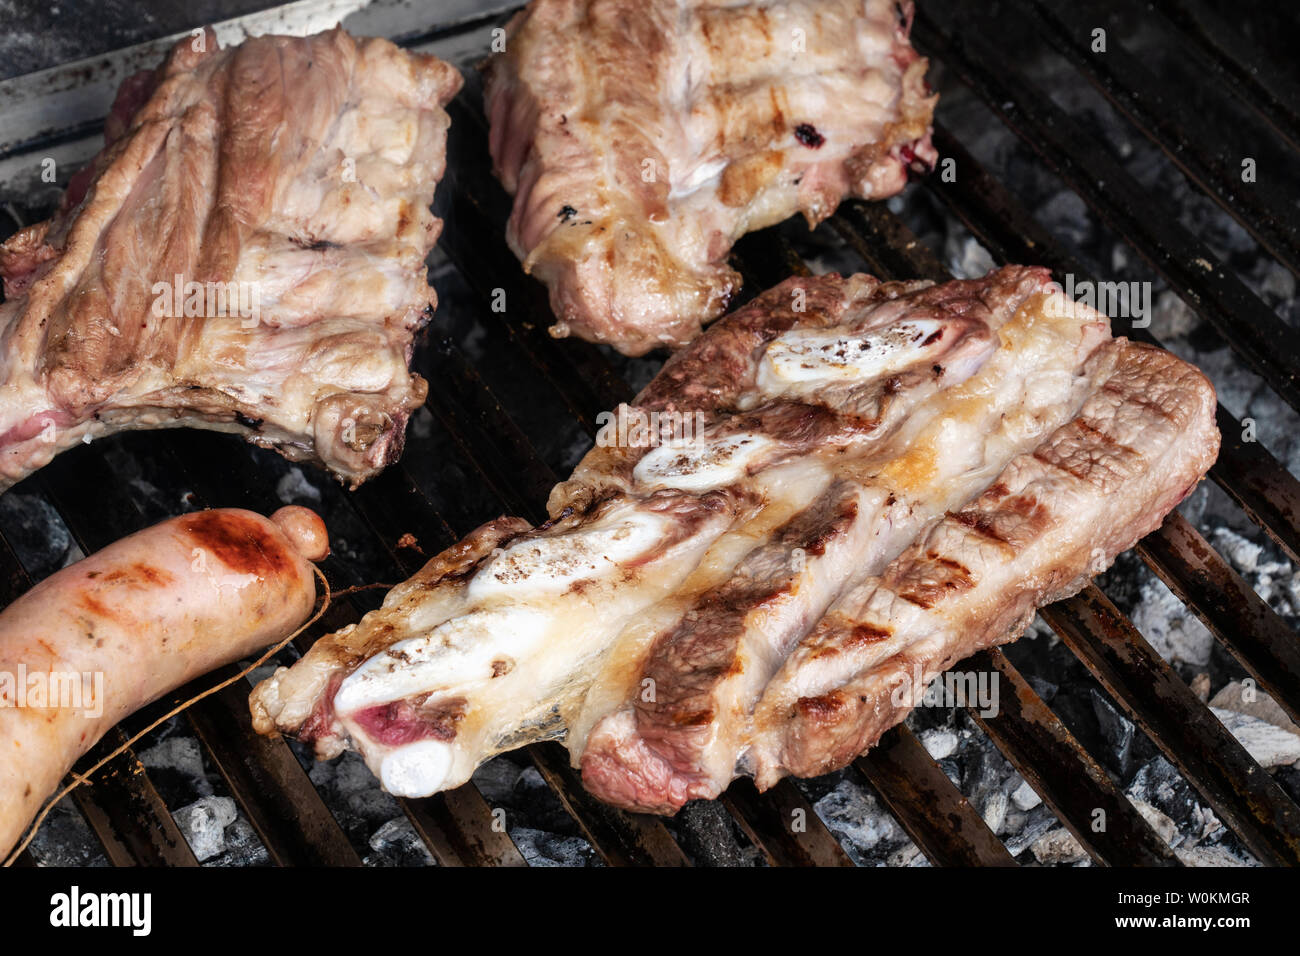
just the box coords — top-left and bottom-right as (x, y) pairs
(0, 28), (463, 489)
(485, 0), (937, 354)
(753, 340), (1220, 785)
(548, 268), (1045, 515)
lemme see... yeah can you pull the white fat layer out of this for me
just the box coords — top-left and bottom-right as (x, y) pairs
(468, 511), (672, 602)
(633, 431), (776, 492)
(756, 319), (945, 393)
(334, 607), (550, 713)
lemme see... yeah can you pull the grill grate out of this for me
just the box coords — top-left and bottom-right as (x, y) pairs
(3, 0), (1299, 867)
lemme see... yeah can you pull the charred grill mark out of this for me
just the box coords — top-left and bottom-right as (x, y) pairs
(795, 496), (857, 556)
(76, 591), (116, 621)
(795, 690), (845, 722)
(179, 510), (295, 579)
(897, 590), (933, 610)
(558, 204), (578, 221)
(674, 709), (716, 728)
(100, 562), (176, 588)
(1033, 446), (1098, 485)
(849, 622), (893, 647)
(951, 508), (1013, 546)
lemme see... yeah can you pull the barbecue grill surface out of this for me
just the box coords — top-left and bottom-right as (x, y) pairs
(1, 0), (1298, 868)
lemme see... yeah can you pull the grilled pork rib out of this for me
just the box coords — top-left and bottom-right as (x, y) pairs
(748, 339), (1219, 789)
(0, 29), (462, 489)
(484, 0), (937, 355)
(248, 266), (1177, 810)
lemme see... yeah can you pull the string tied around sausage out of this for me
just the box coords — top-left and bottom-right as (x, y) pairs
(2, 570), (391, 867)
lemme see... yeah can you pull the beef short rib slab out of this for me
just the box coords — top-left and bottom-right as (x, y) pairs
(0, 28), (462, 489)
(485, 0), (937, 354)
(250, 266), (1173, 814)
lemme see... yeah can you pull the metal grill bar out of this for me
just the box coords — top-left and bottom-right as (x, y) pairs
(970, 649), (1180, 867)
(721, 780), (855, 867)
(855, 728), (1017, 867)
(923, 125), (1300, 567)
(811, 209), (1184, 865)
(913, 6), (1300, 414)
(1019, 0), (1300, 276)
(1137, 512), (1300, 728)
(1043, 586), (1300, 866)
(1149, 0), (1300, 151)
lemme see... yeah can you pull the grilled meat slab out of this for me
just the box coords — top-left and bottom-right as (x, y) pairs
(485, 0), (937, 355)
(251, 266), (1131, 805)
(748, 339), (1219, 789)
(0, 29), (462, 489)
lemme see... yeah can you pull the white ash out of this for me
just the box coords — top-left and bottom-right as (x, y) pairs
(0, 492), (77, 579)
(139, 737), (215, 798)
(366, 817), (437, 867)
(1011, 780), (1042, 812)
(1130, 798), (1179, 847)
(1001, 809), (1059, 858)
(945, 234), (996, 281)
(469, 756), (600, 866)
(173, 796), (238, 862)
(888, 844), (930, 867)
(275, 467), (323, 505)
(811, 776), (915, 867)
(201, 814), (268, 867)
(25, 798), (109, 867)
(1210, 680), (1300, 732)
(1209, 709), (1300, 769)
(1129, 577), (1214, 669)
(1176, 844), (1259, 868)
(1031, 828), (1089, 866)
(511, 828), (600, 868)
(1125, 757), (1258, 866)
(919, 727), (960, 761)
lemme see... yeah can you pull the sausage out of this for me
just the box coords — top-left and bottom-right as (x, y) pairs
(0, 506), (327, 859)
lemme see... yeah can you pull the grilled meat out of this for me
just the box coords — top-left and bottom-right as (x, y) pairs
(593, 337), (1220, 809)
(249, 266), (1171, 810)
(0, 28), (462, 490)
(744, 339), (1219, 788)
(484, 0), (937, 355)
